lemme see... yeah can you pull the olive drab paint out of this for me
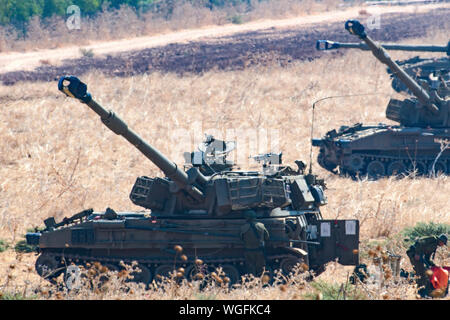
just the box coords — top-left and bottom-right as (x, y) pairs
(315, 40), (449, 96)
(312, 20), (450, 179)
(26, 76), (360, 287)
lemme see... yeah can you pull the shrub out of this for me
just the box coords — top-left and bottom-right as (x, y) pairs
(80, 48), (95, 58)
(304, 280), (366, 300)
(401, 222), (450, 246)
(0, 239), (8, 252)
(230, 15), (243, 24)
(14, 239), (36, 253)
(0, 291), (37, 300)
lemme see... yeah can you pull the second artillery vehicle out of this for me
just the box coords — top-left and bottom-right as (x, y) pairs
(26, 76), (360, 287)
(312, 21), (449, 178)
(316, 39), (449, 96)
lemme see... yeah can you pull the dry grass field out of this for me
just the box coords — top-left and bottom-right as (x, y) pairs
(0, 27), (449, 300)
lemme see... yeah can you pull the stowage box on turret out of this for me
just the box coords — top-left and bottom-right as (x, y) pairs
(313, 21), (450, 178)
(26, 76), (360, 286)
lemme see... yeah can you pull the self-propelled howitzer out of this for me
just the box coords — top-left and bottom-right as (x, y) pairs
(26, 76), (360, 286)
(312, 21), (450, 178)
(345, 20), (448, 128)
(316, 39), (449, 95)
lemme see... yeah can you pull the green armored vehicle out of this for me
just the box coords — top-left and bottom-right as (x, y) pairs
(313, 21), (449, 178)
(26, 76), (360, 287)
(316, 39), (449, 96)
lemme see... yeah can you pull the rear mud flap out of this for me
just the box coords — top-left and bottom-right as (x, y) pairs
(308, 219), (359, 267)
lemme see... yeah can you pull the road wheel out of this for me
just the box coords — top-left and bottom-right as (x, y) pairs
(128, 264), (152, 286)
(279, 256), (304, 275)
(218, 264), (240, 285)
(387, 161), (406, 176)
(409, 161), (427, 176)
(428, 161), (447, 176)
(366, 160), (385, 179)
(98, 263), (119, 285)
(185, 263), (213, 281)
(154, 264), (176, 281)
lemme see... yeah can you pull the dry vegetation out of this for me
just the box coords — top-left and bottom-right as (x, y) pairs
(0, 29), (449, 300)
(0, 0), (342, 53)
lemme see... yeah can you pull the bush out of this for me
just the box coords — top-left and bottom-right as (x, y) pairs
(230, 15), (243, 24)
(304, 280), (366, 300)
(0, 291), (37, 300)
(401, 222), (450, 246)
(80, 47), (94, 58)
(14, 239), (36, 253)
(0, 239), (8, 252)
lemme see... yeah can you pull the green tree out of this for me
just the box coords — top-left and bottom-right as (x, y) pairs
(42, 0), (71, 18)
(0, 0), (44, 25)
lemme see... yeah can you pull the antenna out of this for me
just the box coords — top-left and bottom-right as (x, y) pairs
(309, 93), (388, 175)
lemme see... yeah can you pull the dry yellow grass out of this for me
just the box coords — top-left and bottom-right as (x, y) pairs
(0, 30), (449, 300)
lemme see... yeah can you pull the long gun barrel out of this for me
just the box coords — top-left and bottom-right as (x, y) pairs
(316, 40), (450, 56)
(344, 20), (442, 115)
(58, 76), (206, 201)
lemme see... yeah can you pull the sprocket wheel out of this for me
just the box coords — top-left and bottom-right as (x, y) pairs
(349, 154), (365, 172)
(35, 254), (62, 280)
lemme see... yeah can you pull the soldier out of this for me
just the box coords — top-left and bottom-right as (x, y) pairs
(406, 234), (448, 294)
(239, 210), (270, 276)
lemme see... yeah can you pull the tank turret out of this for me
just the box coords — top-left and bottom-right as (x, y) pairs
(345, 20), (449, 128)
(316, 39), (449, 95)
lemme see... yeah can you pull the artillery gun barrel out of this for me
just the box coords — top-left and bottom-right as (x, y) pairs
(344, 20), (441, 115)
(58, 76), (206, 201)
(316, 40), (450, 55)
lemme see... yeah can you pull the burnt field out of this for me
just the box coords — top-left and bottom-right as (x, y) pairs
(1, 8), (449, 86)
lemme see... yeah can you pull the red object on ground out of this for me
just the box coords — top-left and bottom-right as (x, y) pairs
(430, 266), (449, 290)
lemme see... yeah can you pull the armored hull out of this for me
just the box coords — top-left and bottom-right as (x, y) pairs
(314, 123), (450, 178)
(30, 208), (359, 285)
(26, 76), (360, 287)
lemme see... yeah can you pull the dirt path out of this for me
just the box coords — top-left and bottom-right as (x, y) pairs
(0, 3), (449, 85)
(1, 3), (448, 74)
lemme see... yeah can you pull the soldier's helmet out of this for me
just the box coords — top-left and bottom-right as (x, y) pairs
(438, 234), (448, 245)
